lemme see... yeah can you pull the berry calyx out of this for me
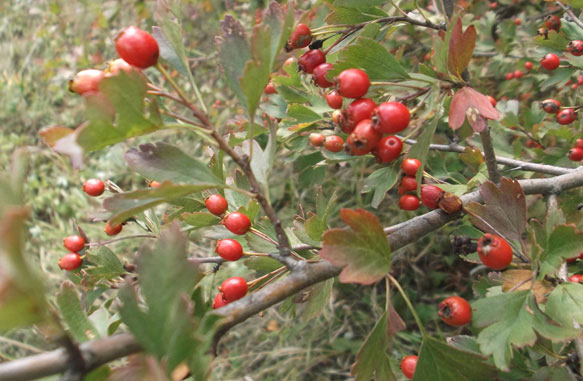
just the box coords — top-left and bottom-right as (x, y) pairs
(325, 91), (343, 109)
(115, 26), (159, 69)
(540, 53), (560, 70)
(544, 15), (561, 31)
(556, 108), (576, 125)
(298, 49), (326, 74)
(285, 24), (312, 51)
(372, 102), (411, 134)
(69, 69), (105, 95)
(63, 235), (85, 253)
(220, 276), (248, 302)
(437, 192), (463, 214)
(223, 212), (251, 235)
(336, 68), (370, 99)
(83, 179), (105, 197)
(213, 293), (228, 309)
(524, 61), (533, 71)
(400, 355), (418, 380)
(420, 185), (444, 209)
(58, 253), (83, 271)
(401, 158), (422, 177)
(568, 147), (583, 161)
(346, 98), (376, 127)
(309, 132), (325, 147)
(215, 239), (244, 261)
(312, 63), (334, 88)
(323, 135), (344, 153)
(541, 99), (561, 114)
(438, 296), (472, 326)
(477, 233), (513, 270)
(205, 194), (229, 216)
(346, 119), (382, 156)
(374, 135), (402, 163)
(399, 195), (420, 211)
(105, 222), (123, 236)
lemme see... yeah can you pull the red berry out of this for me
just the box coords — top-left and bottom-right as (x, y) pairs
(401, 158), (422, 176)
(567, 253), (583, 263)
(568, 147), (583, 161)
(477, 233), (513, 270)
(223, 212), (251, 235)
(332, 110), (344, 126)
(115, 26), (159, 69)
(213, 293), (228, 309)
(264, 82), (277, 94)
(346, 119), (382, 156)
(69, 69), (105, 95)
(400, 176), (418, 192)
(556, 108), (576, 125)
(336, 68), (370, 99)
(205, 194), (228, 216)
(298, 49), (326, 74)
(420, 184), (444, 209)
(486, 95), (497, 107)
(505, 72), (514, 80)
(63, 235), (85, 253)
(58, 253), (83, 271)
(568, 40), (583, 56)
(215, 239), (244, 261)
(400, 355), (418, 379)
(572, 84), (579, 90)
(540, 53), (560, 70)
(83, 179), (105, 197)
(346, 98), (376, 127)
(325, 91), (343, 109)
(544, 15), (561, 31)
(575, 139), (583, 149)
(105, 222), (123, 236)
(374, 136), (402, 163)
(105, 58), (135, 77)
(541, 99), (561, 114)
(513, 18), (521, 26)
(323, 135), (344, 153)
(312, 63), (334, 88)
(149, 180), (162, 188)
(399, 195), (420, 211)
(569, 274), (583, 283)
(438, 296), (472, 326)
(524, 61), (533, 71)
(285, 23), (312, 51)
(220, 276), (248, 302)
(309, 132), (325, 147)
(513, 70), (523, 79)
(372, 102), (411, 134)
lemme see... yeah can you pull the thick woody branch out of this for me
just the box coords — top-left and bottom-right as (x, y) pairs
(479, 126), (501, 183)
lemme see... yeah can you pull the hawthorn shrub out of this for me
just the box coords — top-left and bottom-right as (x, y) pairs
(2, 1), (583, 380)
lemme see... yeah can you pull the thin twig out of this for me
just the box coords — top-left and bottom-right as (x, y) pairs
(86, 234), (158, 247)
(479, 125), (501, 183)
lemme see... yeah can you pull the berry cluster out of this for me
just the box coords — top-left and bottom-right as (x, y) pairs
(59, 235), (86, 271)
(82, 179), (124, 236)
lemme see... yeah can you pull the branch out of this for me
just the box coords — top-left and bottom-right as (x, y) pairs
(479, 125), (501, 183)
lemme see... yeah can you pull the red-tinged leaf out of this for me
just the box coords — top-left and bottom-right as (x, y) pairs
(448, 87), (501, 131)
(319, 209), (391, 285)
(447, 19), (476, 78)
(39, 125), (74, 147)
(387, 288), (406, 336)
(449, 89), (469, 131)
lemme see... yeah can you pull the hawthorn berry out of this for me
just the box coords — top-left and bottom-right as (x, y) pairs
(575, 139), (583, 149)
(568, 147), (583, 161)
(323, 135), (344, 153)
(264, 82), (277, 94)
(541, 99), (561, 114)
(298, 49), (326, 74)
(486, 95), (497, 107)
(115, 26), (159, 69)
(540, 53), (560, 70)
(285, 23), (312, 51)
(346, 98), (376, 127)
(312, 63), (334, 88)
(372, 102), (411, 134)
(399, 195), (420, 211)
(105, 58), (134, 77)
(400, 355), (418, 380)
(401, 158), (422, 176)
(544, 15), (561, 31)
(205, 194), (228, 216)
(58, 253), (83, 271)
(513, 70), (523, 79)
(420, 184), (444, 209)
(223, 212), (251, 235)
(477, 233), (513, 270)
(438, 296), (472, 326)
(213, 293), (228, 309)
(568, 40), (583, 56)
(505, 72), (514, 80)
(567, 253), (583, 263)
(374, 136), (402, 163)
(569, 274), (583, 283)
(325, 91), (343, 109)
(105, 222), (123, 236)
(346, 119), (382, 156)
(309, 132), (325, 147)
(556, 108), (576, 125)
(69, 69), (105, 95)
(336, 68), (370, 99)
(513, 18), (522, 26)
(400, 176), (418, 192)
(83, 179), (105, 197)
(524, 61), (533, 71)
(438, 192), (463, 214)
(63, 235), (85, 253)
(220, 276), (248, 302)
(148, 180), (162, 188)
(215, 239), (244, 261)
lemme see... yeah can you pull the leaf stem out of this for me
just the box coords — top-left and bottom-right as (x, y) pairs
(388, 274), (426, 336)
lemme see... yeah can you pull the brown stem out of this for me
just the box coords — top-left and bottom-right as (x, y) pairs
(479, 126), (501, 183)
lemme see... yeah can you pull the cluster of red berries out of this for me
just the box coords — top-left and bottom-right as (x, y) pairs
(59, 235), (86, 271)
(212, 276), (248, 309)
(540, 98), (577, 125)
(504, 69), (523, 81)
(82, 179), (124, 236)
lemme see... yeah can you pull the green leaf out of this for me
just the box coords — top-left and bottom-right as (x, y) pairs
(333, 0), (386, 6)
(532, 366), (576, 380)
(243, 256), (282, 273)
(546, 283), (583, 328)
(413, 336), (497, 381)
(181, 212), (221, 228)
(56, 281), (100, 342)
(362, 164), (399, 209)
(350, 312), (395, 381)
(302, 278), (334, 321)
(539, 224), (583, 277)
(325, 6), (387, 24)
(286, 104), (323, 124)
(83, 246), (125, 285)
(533, 30), (568, 51)
(319, 209), (391, 285)
(407, 106), (443, 193)
(305, 214), (327, 242)
(152, 26), (190, 78)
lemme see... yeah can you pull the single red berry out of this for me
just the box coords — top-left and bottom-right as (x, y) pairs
(215, 239), (244, 261)
(346, 119), (382, 156)
(568, 147), (583, 161)
(346, 98), (376, 126)
(505, 72), (514, 80)
(399, 195), (420, 211)
(556, 108), (576, 125)
(83, 179), (105, 197)
(220, 276), (248, 302)
(285, 23), (312, 51)
(336, 68), (370, 99)
(400, 355), (418, 380)
(298, 49), (326, 74)
(401, 158), (422, 177)
(115, 26), (159, 69)
(105, 58), (135, 77)
(223, 212), (251, 235)
(400, 176), (418, 192)
(513, 18), (522, 26)
(513, 70), (523, 79)
(63, 235), (85, 253)
(213, 293), (228, 309)
(264, 82), (277, 94)
(489, 1), (498, 8)
(374, 136), (402, 163)
(572, 83), (579, 91)
(524, 61), (533, 71)
(578, 76), (583, 85)
(69, 69), (105, 95)
(568, 40), (583, 56)
(105, 222), (123, 236)
(486, 95), (497, 107)
(58, 253), (83, 271)
(325, 91), (343, 109)
(540, 53), (560, 70)
(569, 274), (583, 283)
(574, 139), (583, 149)
(567, 253), (583, 263)
(312, 63), (334, 88)
(323, 135), (344, 153)
(420, 184), (445, 209)
(477, 233), (513, 270)
(332, 109), (344, 125)
(438, 296), (472, 326)
(149, 180), (162, 188)
(544, 15), (561, 31)
(309, 132), (325, 147)
(205, 194), (228, 216)
(541, 99), (561, 114)
(372, 102), (411, 134)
